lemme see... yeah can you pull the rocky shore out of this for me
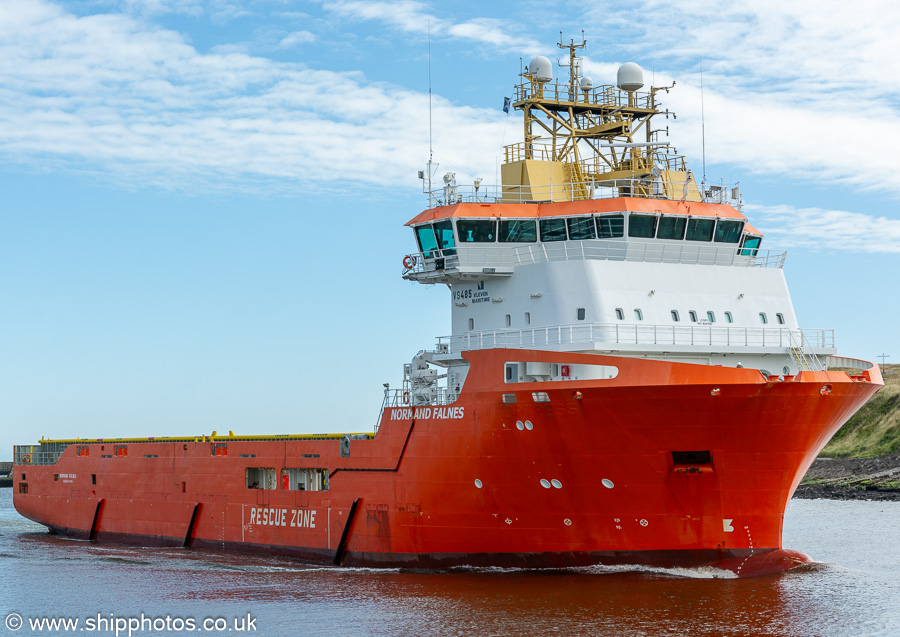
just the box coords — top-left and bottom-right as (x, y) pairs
(794, 453), (900, 501)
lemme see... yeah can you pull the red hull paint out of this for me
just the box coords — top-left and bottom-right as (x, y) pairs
(13, 350), (881, 577)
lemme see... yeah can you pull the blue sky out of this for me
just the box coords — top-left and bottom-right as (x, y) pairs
(2, 0), (899, 458)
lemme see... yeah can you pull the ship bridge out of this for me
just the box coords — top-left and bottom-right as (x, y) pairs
(391, 37), (839, 409)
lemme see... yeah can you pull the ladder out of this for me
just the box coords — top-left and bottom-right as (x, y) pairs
(789, 347), (815, 371)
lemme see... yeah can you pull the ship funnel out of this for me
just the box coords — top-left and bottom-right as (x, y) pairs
(529, 56), (553, 83)
(617, 62), (644, 92)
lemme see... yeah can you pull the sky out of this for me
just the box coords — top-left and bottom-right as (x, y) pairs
(2, 0), (899, 458)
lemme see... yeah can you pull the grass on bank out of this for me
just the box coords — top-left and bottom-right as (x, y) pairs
(821, 364), (900, 458)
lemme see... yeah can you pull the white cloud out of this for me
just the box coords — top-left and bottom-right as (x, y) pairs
(748, 204), (900, 253)
(320, 1), (542, 54)
(575, 0), (900, 196)
(279, 30), (316, 48)
(0, 0), (506, 192)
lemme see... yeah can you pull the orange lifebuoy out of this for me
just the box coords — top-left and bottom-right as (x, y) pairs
(402, 391), (410, 404)
(22, 453), (31, 463)
(402, 255), (416, 269)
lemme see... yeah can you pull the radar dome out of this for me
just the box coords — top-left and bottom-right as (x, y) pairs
(580, 76), (593, 92)
(529, 56), (553, 83)
(617, 62), (644, 92)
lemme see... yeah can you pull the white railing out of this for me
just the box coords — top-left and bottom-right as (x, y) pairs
(402, 239), (784, 276)
(428, 178), (738, 208)
(436, 323), (834, 355)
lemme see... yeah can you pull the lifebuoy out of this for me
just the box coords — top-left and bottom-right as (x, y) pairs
(22, 453), (31, 463)
(402, 391), (410, 404)
(402, 255), (416, 269)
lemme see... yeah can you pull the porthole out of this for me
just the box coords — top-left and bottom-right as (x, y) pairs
(505, 314), (511, 327)
(725, 311), (733, 323)
(468, 318), (474, 330)
(707, 311), (716, 323)
(577, 307), (586, 321)
(474, 479), (483, 488)
(615, 308), (624, 320)
(671, 310), (680, 322)
(602, 479), (614, 489)
(776, 313), (785, 325)
(759, 312), (768, 324)
(551, 479), (562, 489)
(783, 366), (790, 375)
(516, 420), (524, 430)
(634, 308), (643, 321)
(524, 420), (533, 430)
(525, 311), (531, 325)
(689, 310), (698, 322)
(540, 479), (551, 488)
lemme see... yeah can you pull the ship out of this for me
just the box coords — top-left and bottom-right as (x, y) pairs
(13, 38), (883, 577)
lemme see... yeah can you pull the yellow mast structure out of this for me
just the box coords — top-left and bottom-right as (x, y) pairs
(502, 35), (701, 203)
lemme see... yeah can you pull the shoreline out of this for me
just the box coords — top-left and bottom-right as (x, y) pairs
(793, 453), (900, 501)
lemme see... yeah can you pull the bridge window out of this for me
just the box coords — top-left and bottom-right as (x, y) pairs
(615, 308), (625, 320)
(577, 308), (586, 320)
(714, 220), (744, 243)
(628, 214), (657, 238)
(686, 218), (715, 241)
(415, 224), (439, 258)
(597, 214), (625, 238)
(433, 220), (457, 255)
(567, 216), (596, 240)
(499, 219), (537, 242)
(776, 313), (785, 324)
(539, 218), (567, 242)
(671, 310), (680, 322)
(657, 216), (687, 240)
(739, 235), (761, 256)
(457, 219), (496, 242)
(725, 311), (733, 323)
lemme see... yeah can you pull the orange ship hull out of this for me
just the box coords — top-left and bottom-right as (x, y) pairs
(12, 350), (882, 577)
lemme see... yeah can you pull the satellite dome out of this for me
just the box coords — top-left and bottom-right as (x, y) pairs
(529, 56), (553, 83)
(580, 76), (593, 92)
(617, 62), (644, 92)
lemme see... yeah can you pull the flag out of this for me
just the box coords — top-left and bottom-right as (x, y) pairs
(503, 97), (510, 113)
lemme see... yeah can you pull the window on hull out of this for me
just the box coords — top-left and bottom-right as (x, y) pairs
(246, 467), (277, 490)
(282, 468), (329, 491)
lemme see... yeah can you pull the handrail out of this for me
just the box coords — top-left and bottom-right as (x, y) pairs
(402, 239), (785, 275)
(436, 324), (834, 355)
